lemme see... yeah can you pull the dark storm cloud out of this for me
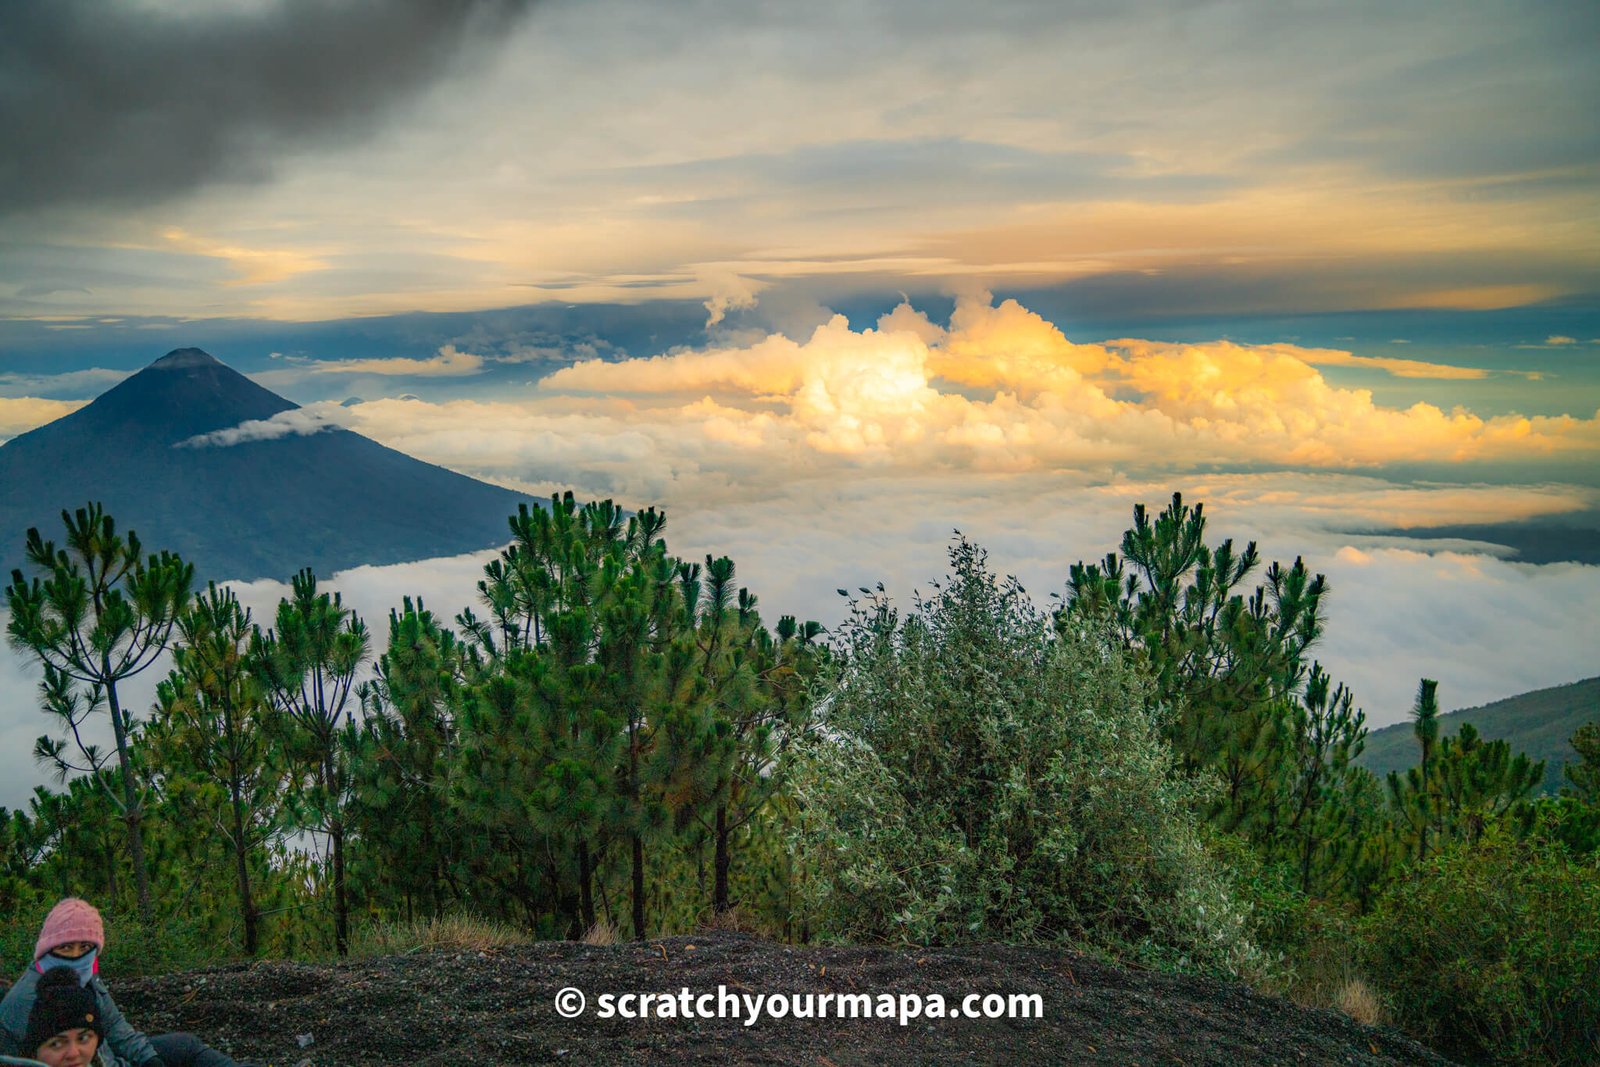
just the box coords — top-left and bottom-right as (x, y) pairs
(0, 0), (534, 216)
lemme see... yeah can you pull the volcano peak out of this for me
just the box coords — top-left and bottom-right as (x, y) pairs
(148, 347), (223, 370)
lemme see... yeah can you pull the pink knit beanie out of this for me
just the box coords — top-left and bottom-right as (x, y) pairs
(33, 898), (104, 961)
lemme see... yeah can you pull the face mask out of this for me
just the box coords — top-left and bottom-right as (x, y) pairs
(36, 948), (97, 985)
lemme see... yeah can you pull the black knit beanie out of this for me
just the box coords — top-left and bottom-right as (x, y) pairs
(23, 968), (103, 1055)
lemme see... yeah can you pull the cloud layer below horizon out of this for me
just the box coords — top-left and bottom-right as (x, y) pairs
(157, 295), (1589, 753)
(301, 295), (1600, 504)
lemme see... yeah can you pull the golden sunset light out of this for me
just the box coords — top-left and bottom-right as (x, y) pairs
(2, 5), (1599, 1060)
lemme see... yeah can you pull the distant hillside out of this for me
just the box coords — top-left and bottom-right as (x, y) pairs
(1379, 520), (1600, 565)
(0, 348), (530, 582)
(1357, 676), (1600, 795)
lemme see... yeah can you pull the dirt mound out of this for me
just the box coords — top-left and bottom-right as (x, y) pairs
(112, 934), (1453, 1066)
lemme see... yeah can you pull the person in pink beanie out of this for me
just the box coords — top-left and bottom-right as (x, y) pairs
(0, 899), (251, 1067)
(31, 899), (104, 973)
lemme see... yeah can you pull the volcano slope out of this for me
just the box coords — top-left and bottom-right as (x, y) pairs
(109, 933), (1452, 1066)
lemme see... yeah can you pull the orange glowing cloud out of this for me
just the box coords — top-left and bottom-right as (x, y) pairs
(538, 294), (1600, 471)
(0, 397), (86, 439)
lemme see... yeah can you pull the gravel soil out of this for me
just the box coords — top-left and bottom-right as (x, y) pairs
(110, 933), (1454, 1067)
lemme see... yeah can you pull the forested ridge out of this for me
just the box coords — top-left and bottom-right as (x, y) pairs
(2, 493), (1596, 1066)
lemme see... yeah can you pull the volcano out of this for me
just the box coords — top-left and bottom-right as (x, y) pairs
(0, 348), (529, 581)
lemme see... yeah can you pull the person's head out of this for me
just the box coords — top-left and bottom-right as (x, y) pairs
(24, 968), (103, 1067)
(33, 899), (104, 964)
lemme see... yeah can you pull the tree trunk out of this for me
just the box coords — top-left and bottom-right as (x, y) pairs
(1418, 754), (1430, 864)
(332, 819), (348, 955)
(229, 780), (259, 955)
(631, 833), (646, 941)
(578, 838), (596, 931)
(597, 870), (617, 931)
(102, 831), (118, 903)
(106, 680), (154, 924)
(713, 803), (732, 915)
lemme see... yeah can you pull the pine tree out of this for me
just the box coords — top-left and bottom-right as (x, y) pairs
(1060, 493), (1364, 894)
(451, 496), (678, 938)
(1430, 724), (1543, 843)
(1277, 664), (1366, 894)
(1061, 493), (1329, 775)
(1565, 720), (1600, 802)
(251, 569), (369, 955)
(683, 555), (822, 916)
(350, 598), (473, 921)
(1387, 678), (1441, 864)
(148, 582), (280, 954)
(5, 503), (193, 922)
(1387, 681), (1543, 865)
(599, 539), (691, 940)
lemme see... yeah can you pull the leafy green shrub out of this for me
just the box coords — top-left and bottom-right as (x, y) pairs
(0, 901), (53, 981)
(1366, 830), (1600, 1065)
(789, 538), (1256, 975)
(0, 905), (224, 981)
(100, 913), (232, 978)
(1199, 830), (1377, 1019)
(0, 908), (228, 985)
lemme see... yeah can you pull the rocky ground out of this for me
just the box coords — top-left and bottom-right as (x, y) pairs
(109, 933), (1454, 1066)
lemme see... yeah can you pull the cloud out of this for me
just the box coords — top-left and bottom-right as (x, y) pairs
(320, 295), (1600, 727)
(1288, 349), (1488, 380)
(159, 227), (329, 287)
(0, 0), (1594, 327)
(1315, 548), (1600, 724)
(0, 367), (130, 397)
(176, 401), (352, 449)
(248, 346), (488, 388)
(535, 294), (1600, 471)
(310, 345), (486, 378)
(7, 296), (1598, 806)
(701, 272), (761, 328)
(0, 0), (535, 217)
(297, 295), (1598, 739)
(0, 396), (86, 439)
(1545, 335), (1578, 345)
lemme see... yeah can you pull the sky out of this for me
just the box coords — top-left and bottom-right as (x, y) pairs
(1, 0), (1598, 808)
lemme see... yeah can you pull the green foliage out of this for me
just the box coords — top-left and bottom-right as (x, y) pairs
(1388, 717), (1545, 863)
(0, 906), (227, 981)
(5, 502), (194, 922)
(5, 492), (1595, 1067)
(1358, 676), (1600, 797)
(146, 582), (282, 954)
(1061, 493), (1368, 899)
(250, 568), (370, 954)
(791, 537), (1255, 974)
(1061, 492), (1327, 774)
(1565, 718), (1600, 801)
(100, 913), (235, 979)
(1365, 830), (1600, 1066)
(1536, 795), (1600, 855)
(1208, 831), (1369, 1012)
(342, 493), (822, 944)
(347, 598), (472, 922)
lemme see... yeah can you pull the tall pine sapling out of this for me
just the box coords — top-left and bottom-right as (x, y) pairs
(5, 503), (193, 922)
(251, 569), (369, 955)
(150, 582), (280, 954)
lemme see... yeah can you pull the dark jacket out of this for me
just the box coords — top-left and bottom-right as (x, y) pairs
(0, 966), (156, 1067)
